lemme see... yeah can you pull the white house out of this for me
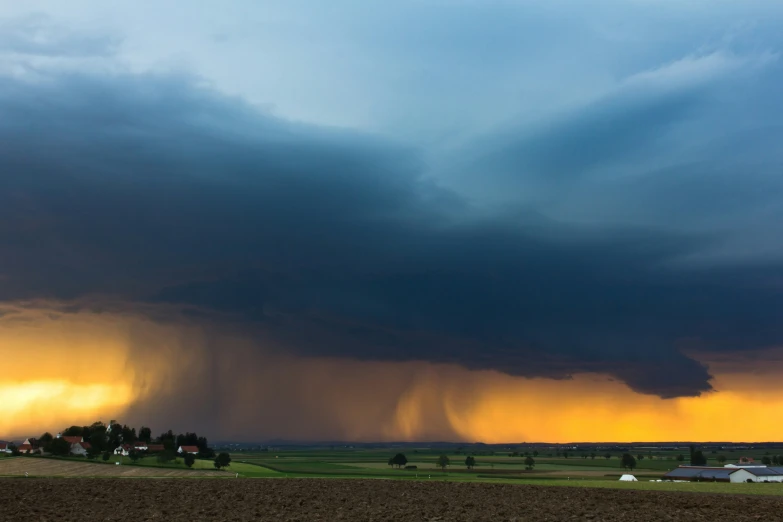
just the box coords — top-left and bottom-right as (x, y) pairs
(114, 444), (133, 456)
(70, 441), (92, 457)
(177, 445), (199, 455)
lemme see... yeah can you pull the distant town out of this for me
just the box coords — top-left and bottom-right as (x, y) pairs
(0, 420), (232, 469)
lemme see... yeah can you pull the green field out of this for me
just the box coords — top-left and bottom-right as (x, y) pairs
(219, 446), (783, 495)
(8, 445), (783, 496)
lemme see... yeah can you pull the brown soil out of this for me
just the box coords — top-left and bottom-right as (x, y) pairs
(0, 457), (228, 477)
(2, 478), (782, 522)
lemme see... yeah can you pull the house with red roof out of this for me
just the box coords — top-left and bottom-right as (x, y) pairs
(177, 445), (199, 455)
(0, 442), (12, 454)
(114, 444), (134, 456)
(17, 438), (42, 454)
(70, 441), (92, 457)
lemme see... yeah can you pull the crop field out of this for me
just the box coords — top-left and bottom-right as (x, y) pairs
(2, 478), (781, 521)
(225, 446), (783, 496)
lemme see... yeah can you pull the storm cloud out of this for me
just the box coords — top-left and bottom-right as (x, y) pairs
(1, 2), (783, 405)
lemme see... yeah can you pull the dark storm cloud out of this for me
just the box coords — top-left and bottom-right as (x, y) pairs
(2, 70), (782, 398)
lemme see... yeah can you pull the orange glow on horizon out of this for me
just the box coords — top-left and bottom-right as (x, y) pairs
(3, 300), (783, 443)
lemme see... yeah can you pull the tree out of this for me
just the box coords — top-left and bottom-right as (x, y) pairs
(436, 455), (450, 471)
(533, 451), (539, 457)
(138, 426), (152, 443)
(388, 457), (394, 468)
(120, 425), (137, 444)
(157, 450), (176, 464)
(9, 444), (19, 456)
(49, 437), (71, 456)
(89, 432), (107, 453)
(465, 456), (476, 469)
(590, 452), (596, 460)
(762, 456), (772, 466)
(184, 453), (196, 468)
(129, 450), (141, 463)
(62, 426), (84, 437)
(717, 455), (727, 465)
(392, 453), (408, 468)
(86, 446), (101, 460)
(604, 453), (611, 460)
(637, 454), (645, 461)
(214, 452), (232, 470)
(102, 451), (111, 462)
(562, 451), (569, 459)
(691, 451), (707, 467)
(677, 454), (685, 462)
(621, 453), (637, 470)
(525, 457), (535, 470)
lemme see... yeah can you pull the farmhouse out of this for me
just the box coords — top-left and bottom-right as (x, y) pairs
(18, 438), (42, 454)
(664, 466), (783, 483)
(114, 444), (134, 456)
(145, 444), (165, 453)
(178, 446), (199, 455)
(70, 441), (92, 457)
(0, 442), (12, 454)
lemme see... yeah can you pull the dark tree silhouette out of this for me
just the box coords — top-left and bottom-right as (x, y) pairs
(691, 451), (707, 466)
(49, 437), (71, 456)
(436, 455), (450, 471)
(138, 427), (152, 443)
(465, 456), (476, 469)
(214, 452), (232, 470)
(184, 453), (196, 468)
(621, 453), (637, 470)
(392, 453), (408, 468)
(525, 457), (535, 470)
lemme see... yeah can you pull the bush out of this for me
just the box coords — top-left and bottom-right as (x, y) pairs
(214, 452), (231, 470)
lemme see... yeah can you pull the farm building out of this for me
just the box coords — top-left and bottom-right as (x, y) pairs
(114, 444), (134, 456)
(664, 466), (783, 483)
(0, 442), (12, 454)
(70, 441), (92, 457)
(145, 444), (165, 453)
(178, 446), (199, 455)
(18, 438), (42, 454)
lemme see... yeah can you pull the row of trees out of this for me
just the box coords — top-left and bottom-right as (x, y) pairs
(387, 454), (536, 471)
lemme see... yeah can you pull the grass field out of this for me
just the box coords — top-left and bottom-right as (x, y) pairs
(4, 445), (783, 497)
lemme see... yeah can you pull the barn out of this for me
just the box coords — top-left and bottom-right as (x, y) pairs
(664, 466), (783, 483)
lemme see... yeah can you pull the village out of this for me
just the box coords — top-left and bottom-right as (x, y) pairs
(0, 419), (213, 464)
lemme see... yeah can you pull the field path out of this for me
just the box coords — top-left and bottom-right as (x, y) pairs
(0, 457), (229, 477)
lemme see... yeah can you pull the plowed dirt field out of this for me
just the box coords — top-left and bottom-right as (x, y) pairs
(2, 478), (781, 521)
(0, 457), (228, 477)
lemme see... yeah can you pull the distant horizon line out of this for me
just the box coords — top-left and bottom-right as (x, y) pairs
(210, 440), (783, 447)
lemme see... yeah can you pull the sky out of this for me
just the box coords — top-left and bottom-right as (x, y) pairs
(1, 0), (783, 442)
